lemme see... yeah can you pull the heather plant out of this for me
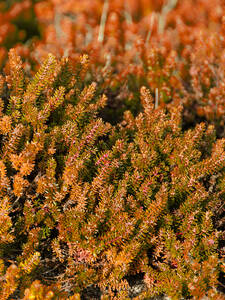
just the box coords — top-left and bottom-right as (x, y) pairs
(0, 1), (225, 299)
(30, 0), (225, 138)
(0, 50), (110, 298)
(0, 0), (39, 68)
(0, 51), (224, 298)
(179, 20), (225, 138)
(1, 0), (224, 137)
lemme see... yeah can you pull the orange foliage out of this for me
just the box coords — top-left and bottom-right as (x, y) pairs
(0, 1), (224, 299)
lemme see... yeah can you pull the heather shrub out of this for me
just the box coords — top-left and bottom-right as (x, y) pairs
(30, 0), (225, 138)
(0, 0), (39, 68)
(170, 14), (224, 140)
(0, 1), (225, 299)
(0, 50), (110, 298)
(0, 52), (224, 298)
(1, 0), (224, 137)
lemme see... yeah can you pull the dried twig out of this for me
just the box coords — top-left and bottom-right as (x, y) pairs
(124, 0), (132, 25)
(155, 88), (159, 109)
(158, 0), (178, 34)
(145, 12), (156, 45)
(98, 0), (109, 43)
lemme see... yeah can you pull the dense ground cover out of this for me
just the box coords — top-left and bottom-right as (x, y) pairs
(0, 1), (224, 299)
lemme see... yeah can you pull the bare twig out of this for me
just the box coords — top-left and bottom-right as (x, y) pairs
(158, 0), (178, 34)
(145, 12), (156, 45)
(124, 0), (132, 25)
(98, 0), (109, 43)
(155, 88), (159, 109)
